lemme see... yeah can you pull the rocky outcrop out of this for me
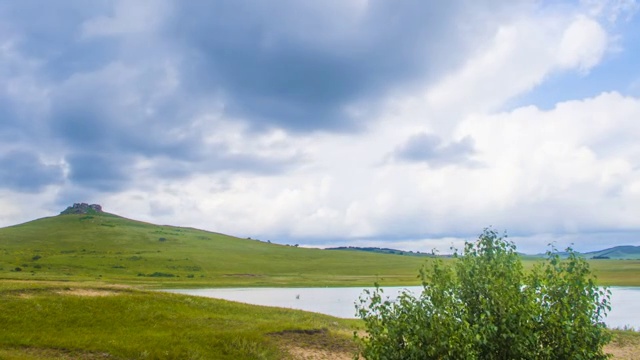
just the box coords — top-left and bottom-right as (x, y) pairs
(60, 203), (103, 215)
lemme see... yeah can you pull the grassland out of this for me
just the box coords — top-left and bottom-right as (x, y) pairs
(0, 280), (359, 359)
(2, 213), (640, 287)
(1, 213), (639, 359)
(2, 280), (636, 360)
(0, 213), (429, 288)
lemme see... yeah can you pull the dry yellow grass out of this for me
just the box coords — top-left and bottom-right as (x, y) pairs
(606, 330), (640, 360)
(276, 330), (640, 360)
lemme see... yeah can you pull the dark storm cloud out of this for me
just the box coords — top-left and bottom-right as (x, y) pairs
(0, 0), (516, 194)
(66, 153), (130, 192)
(0, 0), (113, 79)
(44, 54), (220, 175)
(170, 0), (493, 131)
(48, 69), (301, 182)
(0, 150), (64, 192)
(394, 133), (476, 166)
(153, 151), (302, 179)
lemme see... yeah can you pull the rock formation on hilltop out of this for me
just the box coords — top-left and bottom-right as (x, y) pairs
(60, 203), (103, 215)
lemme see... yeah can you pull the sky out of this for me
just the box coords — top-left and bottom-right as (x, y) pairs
(1, 0), (640, 254)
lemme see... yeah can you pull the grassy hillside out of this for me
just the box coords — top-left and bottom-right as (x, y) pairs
(585, 246), (640, 260)
(0, 213), (428, 287)
(2, 212), (640, 287)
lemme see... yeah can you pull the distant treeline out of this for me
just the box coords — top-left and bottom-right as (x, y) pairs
(325, 246), (435, 257)
(327, 245), (640, 260)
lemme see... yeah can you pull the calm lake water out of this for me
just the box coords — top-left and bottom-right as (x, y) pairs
(164, 286), (640, 330)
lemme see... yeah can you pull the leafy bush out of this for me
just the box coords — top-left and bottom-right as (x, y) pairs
(355, 229), (611, 360)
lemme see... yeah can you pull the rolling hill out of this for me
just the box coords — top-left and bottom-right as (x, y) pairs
(2, 208), (640, 287)
(532, 246), (640, 260)
(584, 246), (640, 260)
(0, 210), (428, 287)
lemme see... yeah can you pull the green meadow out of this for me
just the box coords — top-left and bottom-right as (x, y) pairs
(2, 213), (639, 287)
(0, 281), (359, 359)
(1, 212), (639, 359)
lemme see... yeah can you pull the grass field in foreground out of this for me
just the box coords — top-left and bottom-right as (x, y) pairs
(2, 213), (640, 287)
(0, 280), (638, 360)
(0, 281), (359, 360)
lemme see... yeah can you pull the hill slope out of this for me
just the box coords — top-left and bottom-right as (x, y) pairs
(585, 246), (640, 260)
(0, 212), (427, 287)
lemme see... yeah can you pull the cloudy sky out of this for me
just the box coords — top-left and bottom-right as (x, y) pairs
(1, 0), (640, 254)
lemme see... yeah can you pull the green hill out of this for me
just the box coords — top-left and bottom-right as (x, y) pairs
(532, 246), (640, 260)
(2, 210), (640, 287)
(0, 212), (427, 287)
(585, 246), (640, 260)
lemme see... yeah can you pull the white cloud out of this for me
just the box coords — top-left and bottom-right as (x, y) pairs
(557, 16), (608, 72)
(424, 13), (608, 123)
(456, 92), (640, 232)
(93, 90), (640, 252)
(0, 188), (63, 226)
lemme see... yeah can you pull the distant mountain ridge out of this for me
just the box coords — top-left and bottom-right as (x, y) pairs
(583, 245), (640, 260)
(325, 246), (433, 257)
(329, 245), (640, 259)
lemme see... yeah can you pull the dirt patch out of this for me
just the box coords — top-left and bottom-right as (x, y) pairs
(284, 345), (354, 360)
(606, 333), (640, 360)
(606, 344), (640, 359)
(4, 284), (132, 299)
(55, 288), (120, 297)
(12, 291), (36, 299)
(270, 328), (358, 360)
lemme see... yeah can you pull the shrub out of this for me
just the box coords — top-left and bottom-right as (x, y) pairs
(355, 228), (611, 360)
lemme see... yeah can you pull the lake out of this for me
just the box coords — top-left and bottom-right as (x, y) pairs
(164, 286), (640, 330)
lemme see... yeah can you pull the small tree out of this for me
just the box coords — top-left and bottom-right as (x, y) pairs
(355, 228), (611, 360)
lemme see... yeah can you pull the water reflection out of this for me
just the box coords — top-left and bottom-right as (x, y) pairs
(164, 286), (639, 330)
